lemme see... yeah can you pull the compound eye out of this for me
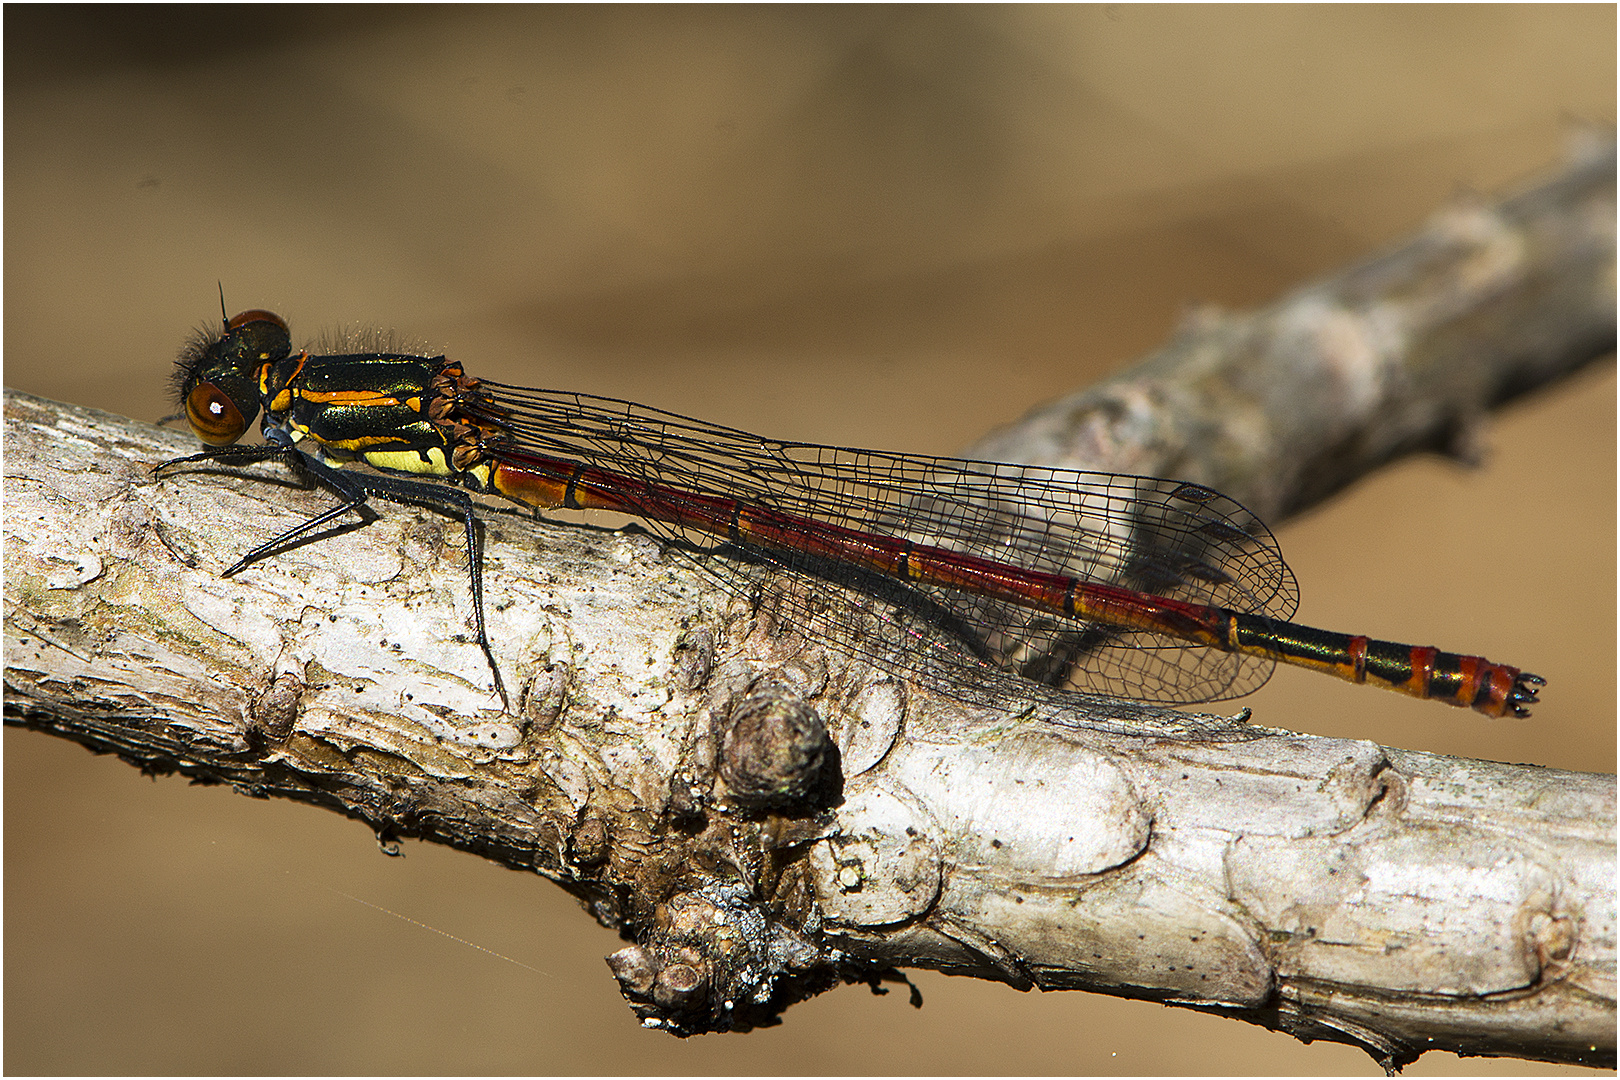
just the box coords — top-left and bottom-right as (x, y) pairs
(226, 309), (287, 334)
(185, 380), (247, 445)
(223, 310), (292, 363)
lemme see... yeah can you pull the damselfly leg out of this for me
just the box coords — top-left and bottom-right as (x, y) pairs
(157, 437), (508, 708)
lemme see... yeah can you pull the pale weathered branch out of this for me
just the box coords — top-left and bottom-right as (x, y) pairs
(4, 139), (1615, 1071)
(966, 130), (1617, 522)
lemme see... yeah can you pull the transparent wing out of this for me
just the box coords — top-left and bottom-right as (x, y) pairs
(475, 383), (1299, 706)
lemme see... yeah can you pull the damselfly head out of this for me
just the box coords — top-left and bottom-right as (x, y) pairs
(172, 309), (291, 445)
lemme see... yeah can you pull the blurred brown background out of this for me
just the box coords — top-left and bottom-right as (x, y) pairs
(5, 6), (1613, 1074)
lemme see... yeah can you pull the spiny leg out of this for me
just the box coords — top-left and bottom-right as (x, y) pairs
(160, 442), (510, 709)
(159, 443), (378, 575)
(222, 489), (378, 576)
(157, 441), (307, 475)
(291, 455), (510, 710)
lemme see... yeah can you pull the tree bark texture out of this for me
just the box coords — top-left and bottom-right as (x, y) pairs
(4, 139), (1614, 1071)
(965, 130), (1617, 523)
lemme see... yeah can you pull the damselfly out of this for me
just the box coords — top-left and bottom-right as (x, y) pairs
(160, 307), (1543, 718)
